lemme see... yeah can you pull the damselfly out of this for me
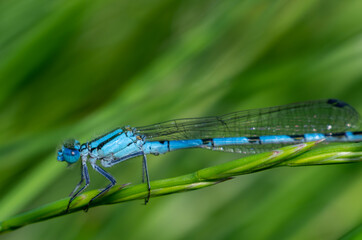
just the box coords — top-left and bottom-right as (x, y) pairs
(57, 99), (361, 211)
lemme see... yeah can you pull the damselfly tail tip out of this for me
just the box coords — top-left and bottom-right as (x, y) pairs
(327, 99), (349, 108)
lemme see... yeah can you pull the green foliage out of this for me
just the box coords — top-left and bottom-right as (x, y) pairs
(0, 0), (362, 239)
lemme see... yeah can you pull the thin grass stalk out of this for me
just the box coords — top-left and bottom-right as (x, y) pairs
(0, 141), (361, 233)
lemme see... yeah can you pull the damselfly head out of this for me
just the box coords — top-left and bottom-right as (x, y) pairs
(57, 139), (81, 164)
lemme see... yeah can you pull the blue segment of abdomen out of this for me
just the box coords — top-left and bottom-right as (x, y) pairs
(304, 133), (326, 141)
(345, 132), (362, 141)
(143, 140), (203, 155)
(143, 137), (250, 155)
(259, 135), (294, 144)
(213, 137), (249, 145)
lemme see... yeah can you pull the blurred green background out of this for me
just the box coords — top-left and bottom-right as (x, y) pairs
(1, 0), (362, 239)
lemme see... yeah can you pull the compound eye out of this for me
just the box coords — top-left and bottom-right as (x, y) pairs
(63, 148), (80, 164)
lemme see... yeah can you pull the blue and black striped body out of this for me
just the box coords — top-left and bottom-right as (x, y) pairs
(84, 129), (362, 162)
(57, 99), (362, 210)
(142, 131), (362, 155)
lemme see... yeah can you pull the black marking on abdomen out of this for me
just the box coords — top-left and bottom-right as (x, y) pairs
(157, 140), (170, 152)
(202, 138), (215, 147)
(289, 134), (305, 142)
(330, 132), (347, 137)
(248, 137), (260, 144)
(327, 99), (349, 108)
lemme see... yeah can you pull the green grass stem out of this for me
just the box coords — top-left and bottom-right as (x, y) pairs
(1, 141), (361, 233)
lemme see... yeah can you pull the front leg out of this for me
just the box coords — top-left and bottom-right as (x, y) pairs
(69, 163), (85, 197)
(66, 160), (90, 212)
